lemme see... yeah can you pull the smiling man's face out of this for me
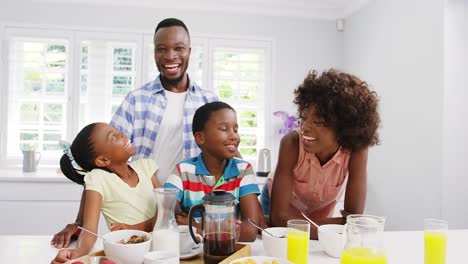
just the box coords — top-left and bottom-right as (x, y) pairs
(153, 26), (191, 86)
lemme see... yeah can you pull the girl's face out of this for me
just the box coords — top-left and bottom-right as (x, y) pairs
(196, 108), (240, 160)
(91, 123), (135, 166)
(300, 105), (339, 156)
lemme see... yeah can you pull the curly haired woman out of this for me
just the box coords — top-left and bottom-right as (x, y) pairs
(263, 69), (380, 239)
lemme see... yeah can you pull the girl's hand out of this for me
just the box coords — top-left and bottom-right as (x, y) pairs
(235, 219), (242, 242)
(50, 223), (80, 249)
(110, 222), (132, 231)
(51, 248), (84, 264)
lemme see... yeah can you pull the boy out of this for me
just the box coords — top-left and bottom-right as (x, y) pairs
(164, 101), (262, 241)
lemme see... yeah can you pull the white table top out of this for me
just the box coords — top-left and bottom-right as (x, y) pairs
(1, 230), (467, 264)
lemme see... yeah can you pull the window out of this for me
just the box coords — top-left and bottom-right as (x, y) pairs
(1, 26), (271, 167)
(5, 34), (70, 162)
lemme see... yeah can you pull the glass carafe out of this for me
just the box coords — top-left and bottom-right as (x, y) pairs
(152, 187), (180, 258)
(341, 214), (387, 264)
(188, 191), (237, 264)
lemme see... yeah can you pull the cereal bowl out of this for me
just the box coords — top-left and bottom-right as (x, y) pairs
(230, 256), (292, 264)
(261, 227), (292, 259)
(102, 229), (152, 264)
(317, 224), (345, 258)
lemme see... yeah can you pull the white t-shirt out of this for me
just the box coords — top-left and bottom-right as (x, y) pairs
(152, 90), (187, 184)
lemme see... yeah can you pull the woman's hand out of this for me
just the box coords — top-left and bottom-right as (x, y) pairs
(51, 248), (85, 264)
(50, 223), (80, 249)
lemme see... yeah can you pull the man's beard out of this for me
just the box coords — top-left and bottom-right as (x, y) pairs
(160, 72), (186, 87)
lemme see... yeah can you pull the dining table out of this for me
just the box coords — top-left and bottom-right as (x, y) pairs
(1, 229), (466, 263)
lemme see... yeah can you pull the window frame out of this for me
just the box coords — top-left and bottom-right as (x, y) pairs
(0, 24), (273, 169)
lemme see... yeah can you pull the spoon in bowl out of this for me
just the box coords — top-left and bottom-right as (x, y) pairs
(247, 218), (286, 238)
(300, 211), (320, 229)
(78, 226), (107, 241)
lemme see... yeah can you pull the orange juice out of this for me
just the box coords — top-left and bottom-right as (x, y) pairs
(341, 247), (387, 264)
(287, 231), (309, 264)
(424, 231), (447, 264)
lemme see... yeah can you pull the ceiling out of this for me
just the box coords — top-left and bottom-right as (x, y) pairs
(36, 0), (374, 20)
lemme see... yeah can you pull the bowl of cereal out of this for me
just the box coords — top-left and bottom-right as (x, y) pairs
(261, 227), (292, 259)
(102, 230), (152, 264)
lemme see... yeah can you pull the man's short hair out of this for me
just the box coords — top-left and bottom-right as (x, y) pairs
(154, 18), (189, 36)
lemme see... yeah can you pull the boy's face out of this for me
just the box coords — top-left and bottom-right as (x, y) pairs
(195, 108), (240, 159)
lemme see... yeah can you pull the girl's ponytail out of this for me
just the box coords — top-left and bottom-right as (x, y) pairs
(59, 122), (98, 185)
(60, 153), (85, 185)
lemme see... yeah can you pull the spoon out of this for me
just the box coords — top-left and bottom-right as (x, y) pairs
(247, 218), (285, 238)
(300, 211), (320, 229)
(78, 226), (107, 241)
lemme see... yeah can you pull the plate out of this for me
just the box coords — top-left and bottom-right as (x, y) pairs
(179, 245), (203, 259)
(229, 256), (292, 264)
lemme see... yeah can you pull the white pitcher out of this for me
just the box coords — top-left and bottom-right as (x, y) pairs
(22, 150), (41, 172)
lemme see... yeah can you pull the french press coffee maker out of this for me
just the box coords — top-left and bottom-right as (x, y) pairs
(188, 191), (237, 264)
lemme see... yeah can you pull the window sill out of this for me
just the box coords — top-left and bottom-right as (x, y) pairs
(0, 166), (69, 182)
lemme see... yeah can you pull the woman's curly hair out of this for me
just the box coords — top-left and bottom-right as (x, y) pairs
(294, 69), (380, 152)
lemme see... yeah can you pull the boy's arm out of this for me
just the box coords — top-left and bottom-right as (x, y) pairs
(238, 193), (262, 242)
(51, 188), (85, 248)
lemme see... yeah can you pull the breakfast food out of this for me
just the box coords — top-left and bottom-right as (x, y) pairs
(232, 258), (280, 264)
(117, 235), (148, 244)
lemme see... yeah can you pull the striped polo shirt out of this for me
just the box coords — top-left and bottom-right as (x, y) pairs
(164, 154), (260, 214)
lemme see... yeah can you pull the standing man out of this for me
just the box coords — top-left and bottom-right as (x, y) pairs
(51, 18), (218, 249)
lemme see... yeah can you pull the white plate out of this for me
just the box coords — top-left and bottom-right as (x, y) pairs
(179, 245), (203, 260)
(229, 256), (292, 264)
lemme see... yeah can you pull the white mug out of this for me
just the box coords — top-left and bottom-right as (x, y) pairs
(178, 225), (202, 254)
(144, 251), (179, 264)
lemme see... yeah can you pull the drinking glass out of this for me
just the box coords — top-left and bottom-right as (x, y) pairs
(424, 219), (448, 264)
(287, 219), (310, 264)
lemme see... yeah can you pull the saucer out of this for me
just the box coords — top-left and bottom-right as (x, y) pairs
(180, 245), (203, 259)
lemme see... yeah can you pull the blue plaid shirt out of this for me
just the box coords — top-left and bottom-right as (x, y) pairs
(110, 75), (218, 161)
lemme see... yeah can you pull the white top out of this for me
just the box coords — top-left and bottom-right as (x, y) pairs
(84, 159), (158, 228)
(2, 230), (467, 263)
(152, 90), (187, 184)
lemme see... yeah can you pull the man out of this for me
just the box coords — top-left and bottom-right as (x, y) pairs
(51, 18), (218, 249)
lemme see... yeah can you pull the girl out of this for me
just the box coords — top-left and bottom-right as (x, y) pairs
(52, 122), (160, 263)
(266, 69), (380, 239)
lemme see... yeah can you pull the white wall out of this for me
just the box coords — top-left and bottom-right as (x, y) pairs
(343, 0), (445, 230)
(0, 0), (342, 234)
(443, 0), (468, 229)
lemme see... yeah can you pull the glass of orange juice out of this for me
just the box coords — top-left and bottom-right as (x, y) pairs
(424, 218), (448, 264)
(287, 219), (310, 264)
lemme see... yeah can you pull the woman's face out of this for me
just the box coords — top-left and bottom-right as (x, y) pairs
(300, 105), (339, 156)
(91, 123), (136, 165)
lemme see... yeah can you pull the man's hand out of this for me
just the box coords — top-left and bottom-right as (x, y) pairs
(51, 248), (83, 264)
(110, 222), (132, 231)
(50, 223), (80, 249)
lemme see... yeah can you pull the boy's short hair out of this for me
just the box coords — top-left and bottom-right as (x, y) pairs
(192, 101), (234, 135)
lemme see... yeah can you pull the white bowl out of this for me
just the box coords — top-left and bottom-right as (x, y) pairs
(102, 229), (152, 264)
(261, 227), (292, 259)
(317, 224), (345, 258)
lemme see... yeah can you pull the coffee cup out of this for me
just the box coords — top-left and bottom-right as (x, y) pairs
(179, 225), (202, 254)
(144, 251), (179, 264)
